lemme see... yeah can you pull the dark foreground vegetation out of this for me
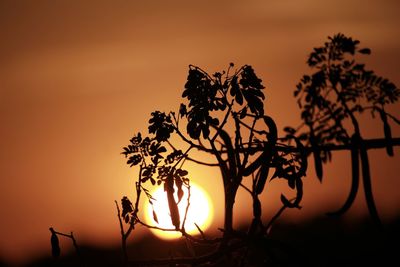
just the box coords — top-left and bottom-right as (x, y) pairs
(22, 216), (400, 267)
(39, 33), (399, 267)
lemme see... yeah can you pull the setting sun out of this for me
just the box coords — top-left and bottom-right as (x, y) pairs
(144, 183), (213, 240)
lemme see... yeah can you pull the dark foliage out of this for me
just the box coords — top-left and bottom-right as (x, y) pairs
(49, 33), (399, 267)
(289, 33), (400, 225)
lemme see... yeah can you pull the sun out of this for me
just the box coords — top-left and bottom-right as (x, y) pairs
(144, 182), (213, 240)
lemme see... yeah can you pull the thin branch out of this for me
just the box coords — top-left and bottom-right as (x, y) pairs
(49, 228), (82, 262)
(387, 113), (400, 125)
(235, 137), (400, 154)
(182, 184), (191, 230)
(185, 156), (220, 166)
(172, 145), (193, 169)
(137, 220), (178, 232)
(211, 100), (233, 142)
(237, 119), (269, 136)
(115, 201), (125, 238)
(208, 137), (230, 181)
(171, 116), (208, 152)
(182, 231), (222, 245)
(194, 223), (206, 240)
(239, 183), (253, 196)
(241, 116), (258, 171)
(264, 205), (287, 235)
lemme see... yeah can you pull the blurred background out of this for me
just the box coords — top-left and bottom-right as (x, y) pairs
(1, 0), (399, 265)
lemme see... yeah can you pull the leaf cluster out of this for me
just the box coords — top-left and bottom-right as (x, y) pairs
(291, 33), (400, 179)
(181, 64), (265, 139)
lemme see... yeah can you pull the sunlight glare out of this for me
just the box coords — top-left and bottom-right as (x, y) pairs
(144, 183), (213, 240)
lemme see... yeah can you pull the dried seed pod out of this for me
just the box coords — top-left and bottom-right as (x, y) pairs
(379, 109), (394, 156)
(255, 163), (270, 195)
(263, 115), (277, 142)
(49, 227), (60, 258)
(309, 125), (323, 181)
(165, 175), (180, 230)
(359, 140), (382, 228)
(327, 135), (359, 216)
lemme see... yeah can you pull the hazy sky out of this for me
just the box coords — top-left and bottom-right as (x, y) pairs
(1, 0), (400, 265)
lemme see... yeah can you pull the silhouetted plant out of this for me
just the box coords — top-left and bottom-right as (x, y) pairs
(50, 33), (399, 266)
(286, 33), (400, 227)
(48, 227), (82, 263)
(118, 63), (308, 266)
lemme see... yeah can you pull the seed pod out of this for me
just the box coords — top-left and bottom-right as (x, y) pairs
(49, 228), (60, 258)
(379, 110), (394, 156)
(263, 116), (277, 143)
(255, 163), (270, 195)
(218, 127), (237, 179)
(165, 176), (180, 230)
(359, 140), (382, 228)
(327, 135), (359, 217)
(309, 125), (323, 181)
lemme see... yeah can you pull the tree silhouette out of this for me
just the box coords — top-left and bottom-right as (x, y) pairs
(118, 63), (308, 266)
(50, 33), (399, 266)
(286, 33), (400, 227)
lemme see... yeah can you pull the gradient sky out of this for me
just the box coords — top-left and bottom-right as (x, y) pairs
(1, 0), (400, 265)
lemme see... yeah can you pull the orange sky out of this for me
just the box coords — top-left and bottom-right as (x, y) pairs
(1, 0), (400, 265)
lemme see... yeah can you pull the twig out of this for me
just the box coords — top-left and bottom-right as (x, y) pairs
(182, 184), (191, 231)
(49, 227), (84, 265)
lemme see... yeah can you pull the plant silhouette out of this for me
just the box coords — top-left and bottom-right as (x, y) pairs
(117, 63), (308, 266)
(49, 33), (399, 266)
(286, 33), (400, 227)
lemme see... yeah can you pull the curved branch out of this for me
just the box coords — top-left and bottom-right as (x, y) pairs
(185, 156), (220, 166)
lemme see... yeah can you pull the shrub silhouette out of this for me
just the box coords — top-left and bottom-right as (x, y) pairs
(286, 33), (400, 226)
(50, 33), (399, 266)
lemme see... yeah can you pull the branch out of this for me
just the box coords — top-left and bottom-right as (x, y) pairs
(264, 205), (288, 235)
(181, 184), (191, 230)
(185, 156), (220, 166)
(242, 137), (400, 154)
(49, 227), (82, 262)
(211, 100), (233, 142)
(115, 201), (125, 238)
(239, 183), (253, 196)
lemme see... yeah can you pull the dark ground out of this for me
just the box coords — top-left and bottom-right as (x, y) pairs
(7, 216), (399, 267)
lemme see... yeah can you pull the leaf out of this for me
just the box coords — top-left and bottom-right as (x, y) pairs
(152, 209), (159, 224)
(121, 196), (133, 223)
(263, 116), (277, 142)
(255, 160), (271, 194)
(148, 111), (174, 142)
(176, 169), (188, 176)
(358, 48), (371, 55)
(239, 107), (247, 119)
(235, 91), (244, 105)
(280, 194), (292, 207)
(127, 154), (142, 167)
(179, 104), (187, 117)
(283, 126), (296, 135)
